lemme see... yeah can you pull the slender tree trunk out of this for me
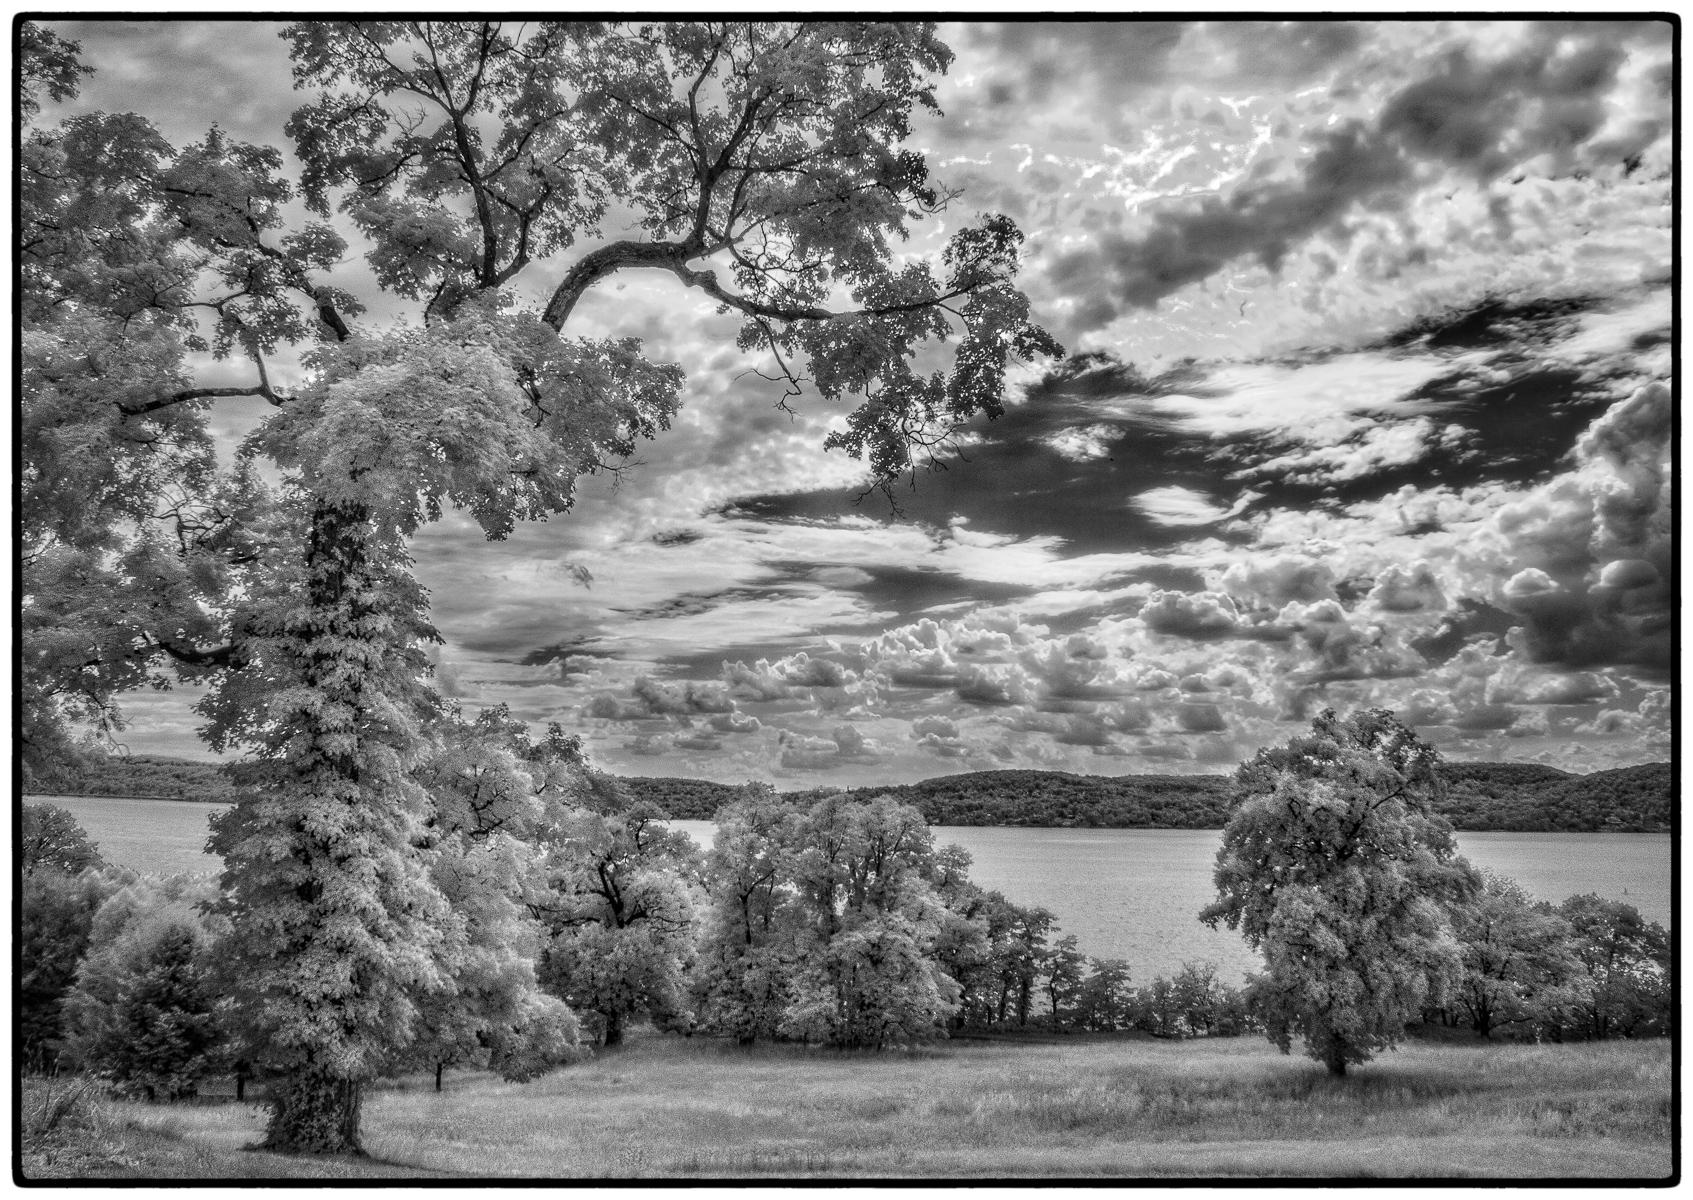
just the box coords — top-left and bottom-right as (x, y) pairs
(603, 1009), (624, 1048)
(263, 1066), (363, 1155)
(435, 1063), (443, 1093)
(1324, 1047), (1348, 1077)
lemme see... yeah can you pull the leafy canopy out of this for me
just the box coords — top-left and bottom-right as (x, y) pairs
(1202, 709), (1478, 1074)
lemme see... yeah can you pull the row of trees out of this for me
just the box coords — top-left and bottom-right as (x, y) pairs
(25, 718), (1669, 1109)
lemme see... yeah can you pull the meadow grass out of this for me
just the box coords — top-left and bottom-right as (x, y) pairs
(21, 1032), (1673, 1181)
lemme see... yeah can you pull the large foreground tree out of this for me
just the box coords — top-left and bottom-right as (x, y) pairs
(1201, 709), (1478, 1075)
(20, 20), (1058, 1153)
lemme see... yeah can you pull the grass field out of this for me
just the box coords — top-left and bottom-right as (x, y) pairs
(19, 1030), (1674, 1181)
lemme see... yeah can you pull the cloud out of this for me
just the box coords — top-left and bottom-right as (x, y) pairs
(1131, 486), (1236, 526)
(1218, 557), (1336, 607)
(1042, 22), (1660, 328)
(1366, 563), (1447, 614)
(1043, 423), (1121, 462)
(1176, 702), (1227, 733)
(1141, 590), (1242, 640)
(1238, 417), (1458, 486)
(1482, 382), (1671, 675)
(778, 724), (882, 771)
(1489, 668), (1617, 707)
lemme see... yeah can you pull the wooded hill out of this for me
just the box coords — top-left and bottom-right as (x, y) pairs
(37, 755), (1671, 833)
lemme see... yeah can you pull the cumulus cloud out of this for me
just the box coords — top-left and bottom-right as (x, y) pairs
(1141, 590), (1242, 639)
(778, 724), (883, 771)
(1483, 382), (1671, 675)
(1218, 557), (1336, 607)
(1366, 562), (1447, 614)
(1489, 668), (1617, 707)
(722, 652), (856, 701)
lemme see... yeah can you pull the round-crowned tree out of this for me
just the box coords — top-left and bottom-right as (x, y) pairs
(1201, 708), (1478, 1075)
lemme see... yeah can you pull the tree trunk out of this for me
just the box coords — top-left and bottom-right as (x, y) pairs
(1324, 1048), (1348, 1077)
(435, 1063), (443, 1093)
(263, 1066), (364, 1155)
(603, 1009), (624, 1048)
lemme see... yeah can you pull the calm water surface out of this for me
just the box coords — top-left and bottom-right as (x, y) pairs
(40, 796), (1672, 983)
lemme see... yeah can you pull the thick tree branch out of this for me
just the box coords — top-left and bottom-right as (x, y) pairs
(118, 380), (287, 416)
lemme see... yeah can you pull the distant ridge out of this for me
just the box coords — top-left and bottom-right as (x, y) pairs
(617, 762), (1670, 833)
(32, 755), (1670, 833)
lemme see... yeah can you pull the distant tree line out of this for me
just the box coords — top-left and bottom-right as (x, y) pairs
(457, 760), (1673, 832)
(32, 754), (244, 805)
(36, 756), (1666, 834)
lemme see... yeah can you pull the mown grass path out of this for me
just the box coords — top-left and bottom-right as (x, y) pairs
(23, 1032), (1673, 1181)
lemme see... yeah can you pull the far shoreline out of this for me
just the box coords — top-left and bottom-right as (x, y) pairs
(27, 791), (1672, 835)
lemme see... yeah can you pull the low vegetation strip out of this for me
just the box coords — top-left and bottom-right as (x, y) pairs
(25, 1034), (1671, 1181)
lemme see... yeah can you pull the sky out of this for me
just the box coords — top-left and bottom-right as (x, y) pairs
(43, 18), (1675, 785)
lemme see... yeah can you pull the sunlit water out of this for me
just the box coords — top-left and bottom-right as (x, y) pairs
(39, 796), (1672, 983)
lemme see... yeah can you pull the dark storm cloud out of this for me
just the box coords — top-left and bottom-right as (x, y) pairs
(1048, 23), (1650, 327)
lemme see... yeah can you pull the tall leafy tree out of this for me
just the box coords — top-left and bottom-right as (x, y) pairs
(1557, 894), (1671, 1040)
(1448, 871), (1582, 1039)
(691, 786), (803, 1045)
(1042, 934), (1087, 1029)
(21, 20), (1057, 1153)
(779, 795), (960, 1048)
(399, 708), (582, 1089)
(1072, 957), (1134, 1032)
(1201, 709), (1478, 1075)
(533, 785), (703, 1047)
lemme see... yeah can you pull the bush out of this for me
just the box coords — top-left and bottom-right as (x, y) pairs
(20, 867), (123, 1072)
(63, 875), (231, 1099)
